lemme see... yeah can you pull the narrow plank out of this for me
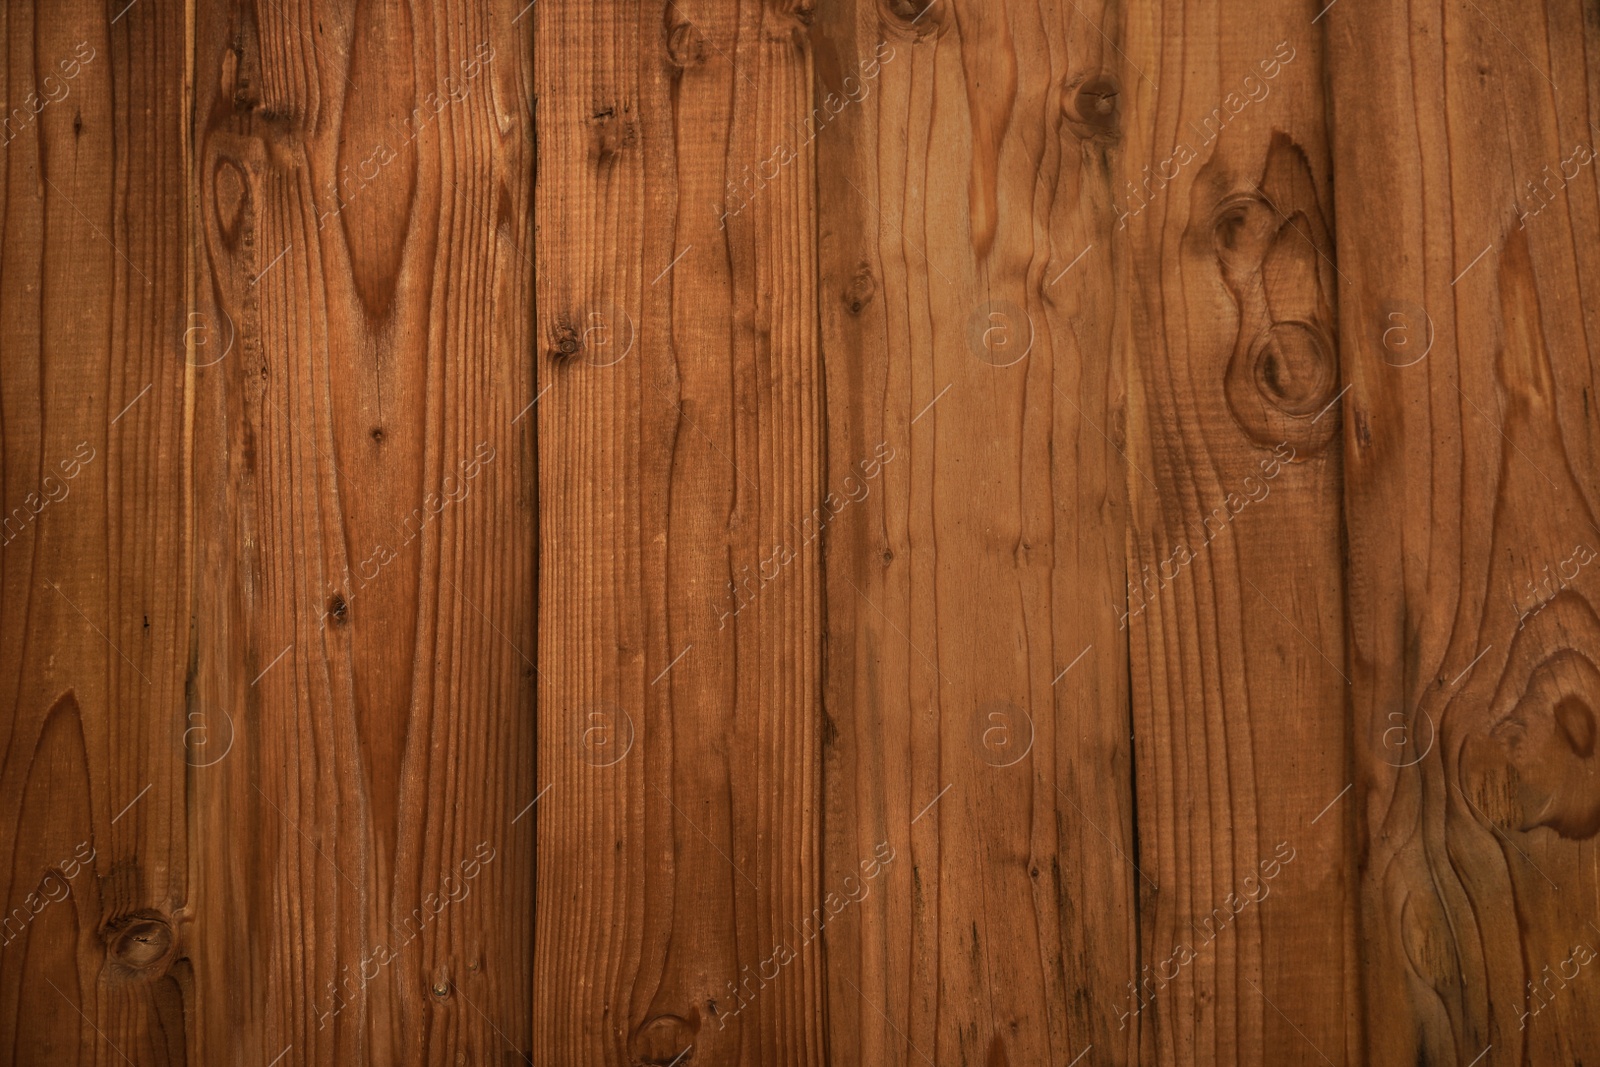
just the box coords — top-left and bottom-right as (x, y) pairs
(187, 2), (535, 1062)
(813, 1), (1135, 1063)
(0, 1), (190, 1063)
(1118, 4), (1356, 1062)
(1329, 1), (1600, 1062)
(532, 0), (825, 1063)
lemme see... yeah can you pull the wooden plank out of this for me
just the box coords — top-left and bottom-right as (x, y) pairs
(187, 2), (535, 1063)
(812, 2), (1135, 1063)
(1117, 5), (1356, 1063)
(0, 2), (191, 1063)
(1328, 1), (1600, 1062)
(531, 0), (825, 1063)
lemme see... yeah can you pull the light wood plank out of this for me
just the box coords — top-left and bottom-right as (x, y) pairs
(814, 1), (1135, 1063)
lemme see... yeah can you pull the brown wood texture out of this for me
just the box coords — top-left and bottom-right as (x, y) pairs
(812, 1), (1134, 1064)
(3, 0), (1600, 1064)
(186, 2), (536, 1065)
(1118, 7), (1356, 1064)
(531, 0), (825, 1063)
(0, 1), (191, 1063)
(1329, 1), (1600, 1063)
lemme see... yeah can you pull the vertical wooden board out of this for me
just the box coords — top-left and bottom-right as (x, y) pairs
(1329, 1), (1600, 1062)
(1118, 4), (1355, 1062)
(187, 2), (535, 1063)
(813, 1), (1135, 1063)
(0, 1), (190, 1063)
(532, 0), (825, 1064)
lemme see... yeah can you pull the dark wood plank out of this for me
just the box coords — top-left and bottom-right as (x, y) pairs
(0, 1), (190, 1063)
(187, 2), (535, 1062)
(532, 0), (826, 1062)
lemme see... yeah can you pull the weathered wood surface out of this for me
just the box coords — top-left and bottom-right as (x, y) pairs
(0, 2), (190, 1063)
(532, 0), (826, 1063)
(186, 2), (536, 1064)
(1329, 1), (1600, 1063)
(1118, 6), (1357, 1064)
(812, 1), (1134, 1064)
(2, 0), (1600, 1064)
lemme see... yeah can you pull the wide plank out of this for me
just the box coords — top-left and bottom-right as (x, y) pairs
(186, 2), (536, 1062)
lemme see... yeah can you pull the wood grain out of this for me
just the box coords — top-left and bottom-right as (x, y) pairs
(1329, 1), (1600, 1062)
(0, 2), (190, 1063)
(7, 0), (1600, 1063)
(813, 1), (1135, 1063)
(1118, 4), (1356, 1063)
(186, 2), (535, 1064)
(532, 0), (826, 1063)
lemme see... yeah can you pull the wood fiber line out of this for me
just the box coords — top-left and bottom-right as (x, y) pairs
(1118, 3), (1355, 1063)
(187, 2), (535, 1063)
(532, 0), (825, 1063)
(814, 0), (1134, 1063)
(0, 1), (190, 1063)
(1329, 1), (1600, 1062)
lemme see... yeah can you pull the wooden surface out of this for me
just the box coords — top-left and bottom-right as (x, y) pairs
(812, 1), (1134, 1064)
(1330, 1), (1600, 1063)
(1118, 9), (1355, 1064)
(2, 0), (1599, 1064)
